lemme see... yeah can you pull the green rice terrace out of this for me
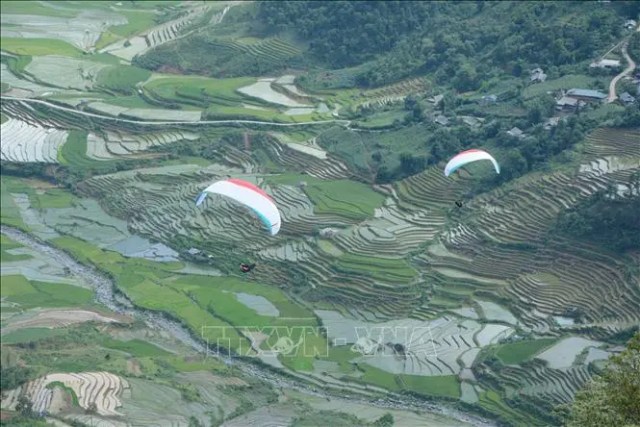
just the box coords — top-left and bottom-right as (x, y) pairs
(2, 1), (640, 427)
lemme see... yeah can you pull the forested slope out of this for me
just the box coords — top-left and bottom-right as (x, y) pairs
(136, 1), (640, 89)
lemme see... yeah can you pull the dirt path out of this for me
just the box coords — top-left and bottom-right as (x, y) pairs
(607, 41), (636, 103)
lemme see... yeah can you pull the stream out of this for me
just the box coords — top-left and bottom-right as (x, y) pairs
(1, 225), (496, 427)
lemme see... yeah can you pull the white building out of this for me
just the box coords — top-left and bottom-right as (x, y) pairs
(590, 59), (621, 69)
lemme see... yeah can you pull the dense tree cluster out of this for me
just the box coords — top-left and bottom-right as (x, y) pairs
(562, 332), (640, 426)
(554, 181), (640, 252)
(259, 1), (638, 88)
(0, 366), (35, 391)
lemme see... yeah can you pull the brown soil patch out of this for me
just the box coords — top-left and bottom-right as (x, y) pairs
(126, 359), (142, 376)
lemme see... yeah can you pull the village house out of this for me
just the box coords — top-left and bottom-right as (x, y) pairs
(479, 94), (498, 105)
(530, 67), (547, 83)
(507, 127), (525, 138)
(565, 89), (607, 102)
(459, 115), (484, 128)
(543, 116), (563, 130)
(434, 115), (450, 126)
(590, 59), (621, 69)
(620, 92), (636, 105)
(556, 96), (579, 110)
(427, 94), (444, 105)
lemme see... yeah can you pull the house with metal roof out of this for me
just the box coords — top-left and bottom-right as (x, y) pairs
(479, 94), (498, 105)
(434, 115), (450, 126)
(566, 89), (607, 100)
(620, 92), (636, 104)
(507, 127), (525, 138)
(530, 68), (547, 83)
(556, 96), (579, 109)
(590, 59), (621, 69)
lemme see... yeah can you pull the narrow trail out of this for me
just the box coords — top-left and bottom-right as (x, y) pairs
(607, 41), (636, 103)
(0, 225), (496, 427)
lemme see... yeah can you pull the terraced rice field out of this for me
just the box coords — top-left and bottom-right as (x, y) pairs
(1, 372), (129, 416)
(3, 308), (123, 331)
(358, 77), (429, 109)
(101, 4), (226, 61)
(86, 129), (199, 160)
(86, 101), (202, 121)
(0, 118), (68, 163)
(317, 310), (513, 377)
(25, 56), (109, 90)
(209, 36), (302, 68)
(410, 128), (640, 332)
(238, 78), (311, 108)
(1, 10), (127, 52)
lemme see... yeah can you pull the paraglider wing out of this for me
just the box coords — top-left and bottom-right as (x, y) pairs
(444, 149), (500, 177)
(198, 178), (281, 235)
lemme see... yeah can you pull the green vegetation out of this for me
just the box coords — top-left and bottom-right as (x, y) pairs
(2, 2), (640, 425)
(0, 366), (35, 391)
(108, 10), (158, 38)
(101, 338), (171, 357)
(0, 275), (94, 309)
(260, 1), (636, 88)
(292, 411), (368, 427)
(46, 381), (79, 406)
(134, 31), (304, 78)
(333, 253), (416, 283)
(143, 75), (256, 106)
(58, 130), (125, 177)
(555, 185), (640, 252)
(0, 38), (85, 57)
(0, 177), (27, 229)
(563, 332), (640, 427)
(495, 338), (558, 365)
(46, 234), (329, 371)
(478, 390), (542, 426)
(356, 364), (460, 398)
(265, 173), (386, 220)
(304, 179), (385, 220)
(2, 328), (67, 345)
(1, 234), (31, 262)
(0, 1), (75, 17)
(96, 65), (151, 95)
(522, 75), (607, 99)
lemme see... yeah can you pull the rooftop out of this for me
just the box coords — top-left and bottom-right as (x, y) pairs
(566, 89), (607, 99)
(507, 127), (524, 137)
(556, 96), (579, 106)
(435, 115), (450, 126)
(428, 94), (444, 104)
(590, 59), (621, 68)
(620, 92), (636, 103)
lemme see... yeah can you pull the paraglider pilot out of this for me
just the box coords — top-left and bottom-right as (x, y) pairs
(240, 263), (256, 273)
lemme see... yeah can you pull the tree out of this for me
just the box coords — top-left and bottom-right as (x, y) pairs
(374, 413), (395, 427)
(563, 332), (640, 427)
(1, 367), (33, 391)
(16, 395), (34, 418)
